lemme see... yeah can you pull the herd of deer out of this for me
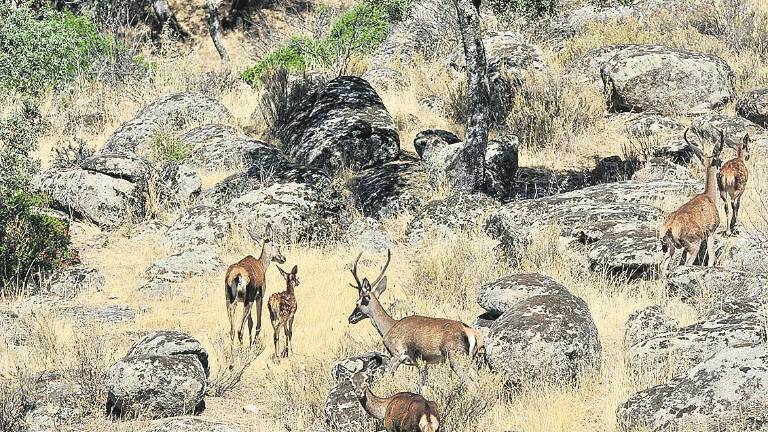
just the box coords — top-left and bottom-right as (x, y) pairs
(224, 237), (479, 431)
(218, 128), (749, 432)
(660, 128), (751, 274)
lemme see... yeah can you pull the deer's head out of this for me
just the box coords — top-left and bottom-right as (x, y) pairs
(348, 250), (390, 324)
(277, 264), (299, 289)
(256, 225), (286, 264)
(684, 128), (723, 169)
(350, 372), (369, 398)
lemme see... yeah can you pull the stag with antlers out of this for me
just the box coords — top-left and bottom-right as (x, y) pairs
(346, 250), (485, 386)
(659, 128), (723, 275)
(350, 372), (440, 432)
(224, 228), (286, 345)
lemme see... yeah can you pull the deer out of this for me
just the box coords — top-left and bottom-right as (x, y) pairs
(346, 250), (485, 387)
(659, 128), (723, 275)
(350, 372), (440, 432)
(718, 134), (750, 236)
(224, 230), (286, 346)
(267, 265), (299, 361)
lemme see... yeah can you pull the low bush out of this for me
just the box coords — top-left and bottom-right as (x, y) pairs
(487, 0), (559, 20)
(242, 2), (394, 84)
(0, 102), (72, 296)
(149, 130), (192, 163)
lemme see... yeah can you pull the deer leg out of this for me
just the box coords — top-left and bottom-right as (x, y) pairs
(684, 240), (701, 266)
(254, 295), (263, 337)
(447, 351), (478, 390)
(386, 355), (404, 375)
(284, 315), (294, 357)
(226, 300), (237, 342)
(706, 235), (717, 267)
(732, 196), (742, 233)
(272, 321), (281, 362)
(247, 309), (254, 347)
(723, 194), (734, 235)
(238, 302), (253, 345)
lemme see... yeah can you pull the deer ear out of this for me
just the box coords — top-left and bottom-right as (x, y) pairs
(264, 223), (274, 241)
(291, 264), (298, 275)
(361, 278), (371, 293)
(375, 276), (387, 296)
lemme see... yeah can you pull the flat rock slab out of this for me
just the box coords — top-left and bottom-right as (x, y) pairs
(624, 305), (678, 350)
(146, 247), (222, 283)
(141, 417), (242, 432)
(626, 300), (767, 384)
(126, 330), (209, 377)
(666, 265), (768, 308)
(618, 345), (768, 431)
(477, 273), (569, 316)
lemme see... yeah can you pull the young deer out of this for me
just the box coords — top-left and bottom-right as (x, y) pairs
(350, 372), (440, 432)
(224, 233), (286, 346)
(346, 250), (485, 386)
(267, 265), (299, 361)
(659, 128), (723, 275)
(718, 134), (750, 235)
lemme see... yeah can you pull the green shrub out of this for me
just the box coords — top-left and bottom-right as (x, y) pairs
(0, 102), (72, 295)
(242, 3), (394, 85)
(0, 4), (123, 94)
(487, 0), (559, 20)
(149, 131), (192, 162)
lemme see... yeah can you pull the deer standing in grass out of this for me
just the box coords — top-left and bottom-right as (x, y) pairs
(268, 265), (299, 361)
(718, 134), (750, 235)
(346, 250), (485, 386)
(659, 128), (723, 275)
(350, 372), (440, 432)
(224, 232), (286, 345)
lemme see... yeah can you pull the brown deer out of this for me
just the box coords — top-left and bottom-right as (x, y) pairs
(224, 232), (286, 346)
(350, 372), (440, 432)
(267, 265), (299, 361)
(718, 134), (750, 235)
(346, 250), (485, 386)
(659, 128), (723, 275)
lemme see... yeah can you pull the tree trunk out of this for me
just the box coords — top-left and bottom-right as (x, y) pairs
(454, 0), (491, 192)
(152, 0), (189, 41)
(206, 0), (230, 64)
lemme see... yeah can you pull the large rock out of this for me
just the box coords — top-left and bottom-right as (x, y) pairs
(281, 76), (399, 175)
(101, 92), (231, 156)
(35, 167), (145, 228)
(80, 153), (152, 186)
(617, 345), (768, 432)
(325, 353), (387, 432)
(183, 124), (286, 173)
(141, 417), (242, 432)
(623, 306), (678, 350)
(125, 331), (209, 377)
(601, 45), (735, 115)
(156, 162), (201, 208)
(106, 355), (206, 419)
(164, 205), (233, 250)
(349, 160), (430, 219)
(626, 300), (767, 384)
(406, 193), (498, 244)
(484, 134), (520, 200)
(228, 181), (346, 243)
(346, 218), (391, 253)
(485, 290), (601, 386)
(145, 247), (222, 283)
(690, 112), (768, 150)
(42, 266), (104, 299)
(486, 180), (697, 274)
(413, 129), (461, 158)
(736, 88), (768, 127)
(477, 273), (570, 316)
(666, 265), (768, 306)
(716, 232), (768, 273)
(449, 31), (544, 87)
(624, 114), (684, 139)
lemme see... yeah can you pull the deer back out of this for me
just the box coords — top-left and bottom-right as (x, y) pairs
(383, 315), (479, 361)
(225, 255), (266, 289)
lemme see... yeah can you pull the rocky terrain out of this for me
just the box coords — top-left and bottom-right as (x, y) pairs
(2, 0), (768, 431)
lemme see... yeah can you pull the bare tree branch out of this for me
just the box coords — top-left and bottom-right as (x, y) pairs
(206, 0), (230, 64)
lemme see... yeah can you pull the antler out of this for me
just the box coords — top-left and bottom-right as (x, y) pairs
(370, 249), (391, 288)
(713, 129), (724, 158)
(683, 128), (705, 163)
(349, 251), (363, 290)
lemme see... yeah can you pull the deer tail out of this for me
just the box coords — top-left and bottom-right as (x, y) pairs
(227, 274), (241, 302)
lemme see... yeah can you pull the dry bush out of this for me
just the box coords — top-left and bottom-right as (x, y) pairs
(407, 232), (504, 313)
(503, 73), (603, 151)
(66, 331), (119, 415)
(0, 373), (31, 432)
(207, 336), (265, 397)
(257, 358), (336, 429)
(254, 68), (323, 144)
